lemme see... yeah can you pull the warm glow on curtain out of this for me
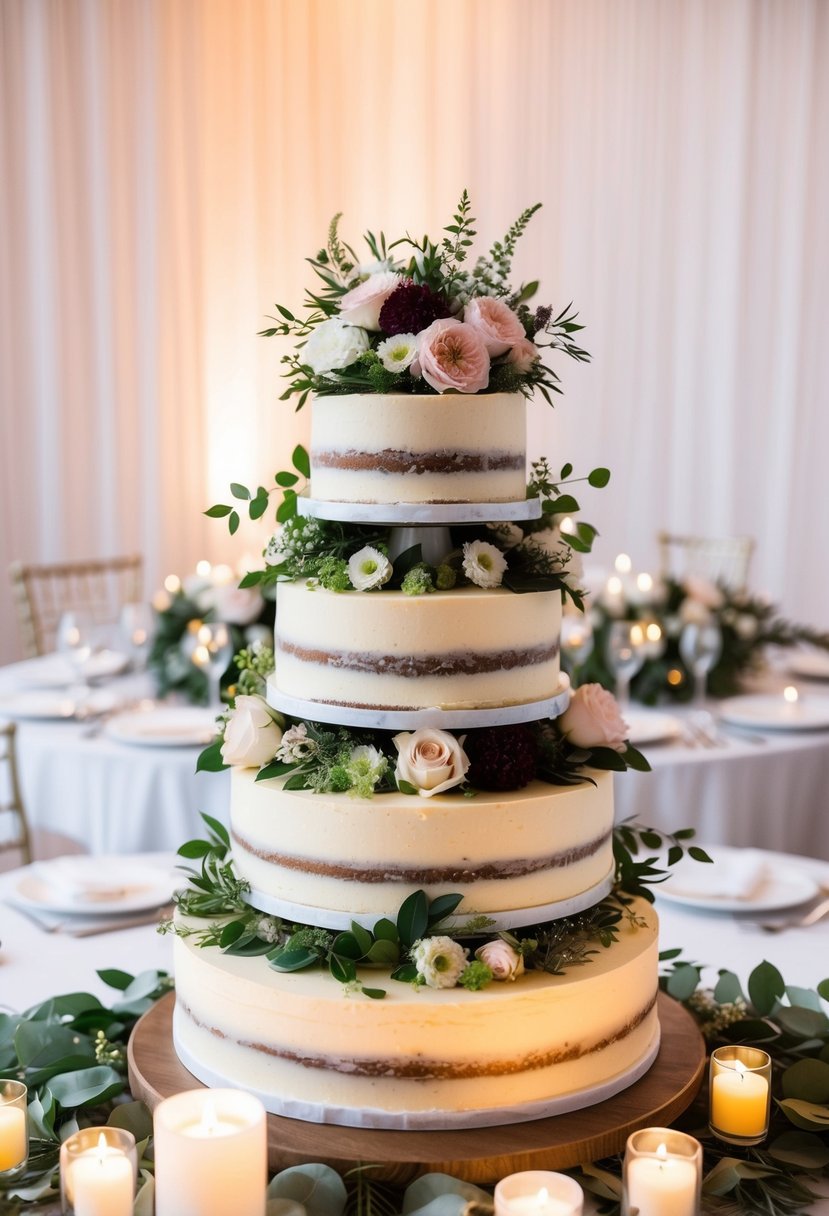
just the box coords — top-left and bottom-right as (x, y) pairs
(1, 0), (827, 662)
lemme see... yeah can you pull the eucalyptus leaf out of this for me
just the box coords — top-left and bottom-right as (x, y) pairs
(748, 959), (785, 1016)
(778, 1098), (829, 1130)
(403, 1173), (492, 1215)
(267, 1162), (347, 1216)
(14, 1022), (91, 1069)
(47, 1064), (123, 1109)
(134, 1171), (156, 1216)
(768, 1129), (829, 1169)
(781, 1058), (829, 1104)
(269, 947), (318, 972)
(784, 984), (824, 1012)
(96, 970), (135, 993)
(366, 939), (399, 966)
(107, 1101), (154, 1142)
(713, 970), (744, 1005)
(666, 964), (700, 1001)
(776, 1005), (829, 1038)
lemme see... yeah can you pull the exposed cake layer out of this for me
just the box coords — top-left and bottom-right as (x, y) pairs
(231, 767), (614, 925)
(274, 583), (562, 711)
(173, 899), (659, 1128)
(309, 393), (527, 504)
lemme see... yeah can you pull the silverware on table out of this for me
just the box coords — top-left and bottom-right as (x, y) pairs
(755, 895), (829, 933)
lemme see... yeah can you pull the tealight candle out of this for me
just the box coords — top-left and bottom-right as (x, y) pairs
(494, 1170), (584, 1216)
(153, 1089), (267, 1216)
(0, 1081), (28, 1177)
(623, 1128), (701, 1216)
(59, 1127), (136, 1216)
(709, 1046), (771, 1144)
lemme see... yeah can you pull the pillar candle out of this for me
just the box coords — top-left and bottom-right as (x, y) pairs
(154, 1089), (267, 1216)
(0, 1106), (27, 1172)
(494, 1170), (584, 1216)
(60, 1128), (136, 1216)
(623, 1128), (701, 1216)
(710, 1049), (771, 1141)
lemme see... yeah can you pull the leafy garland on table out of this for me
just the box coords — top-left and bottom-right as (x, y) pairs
(576, 576), (829, 704)
(255, 191), (588, 406)
(3, 959), (828, 1212)
(147, 574), (274, 706)
(207, 448), (609, 611)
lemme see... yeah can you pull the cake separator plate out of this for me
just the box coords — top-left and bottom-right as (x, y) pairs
(296, 492), (543, 526)
(267, 677), (571, 731)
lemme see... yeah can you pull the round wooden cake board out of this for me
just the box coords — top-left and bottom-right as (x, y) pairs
(128, 992), (705, 1185)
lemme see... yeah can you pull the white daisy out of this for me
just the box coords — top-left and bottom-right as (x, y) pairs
(376, 333), (418, 373)
(348, 546), (393, 591)
(411, 936), (469, 989)
(462, 540), (508, 589)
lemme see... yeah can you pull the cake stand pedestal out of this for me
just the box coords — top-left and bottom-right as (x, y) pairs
(128, 992), (705, 1185)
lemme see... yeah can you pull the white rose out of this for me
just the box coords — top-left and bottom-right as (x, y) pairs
(303, 318), (370, 376)
(338, 271), (402, 330)
(212, 583), (264, 626)
(393, 728), (470, 797)
(475, 940), (525, 982)
(679, 598), (713, 626)
(220, 695), (283, 767)
(557, 684), (628, 753)
(348, 546), (392, 591)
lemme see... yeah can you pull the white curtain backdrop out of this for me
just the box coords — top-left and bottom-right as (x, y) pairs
(1, 0), (827, 664)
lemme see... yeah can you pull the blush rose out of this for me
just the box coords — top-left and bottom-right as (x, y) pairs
(411, 318), (490, 394)
(463, 296), (526, 356)
(392, 728), (470, 797)
(338, 271), (402, 330)
(475, 939), (525, 981)
(557, 684), (629, 752)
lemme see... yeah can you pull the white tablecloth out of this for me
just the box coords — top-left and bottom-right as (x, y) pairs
(0, 661), (229, 854)
(614, 713), (829, 859)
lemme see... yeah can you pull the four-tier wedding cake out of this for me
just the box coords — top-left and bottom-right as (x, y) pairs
(172, 197), (658, 1129)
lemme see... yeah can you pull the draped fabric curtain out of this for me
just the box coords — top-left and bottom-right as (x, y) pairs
(1, 0), (827, 664)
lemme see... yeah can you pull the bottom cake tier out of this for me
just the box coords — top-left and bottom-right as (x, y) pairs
(172, 898), (660, 1130)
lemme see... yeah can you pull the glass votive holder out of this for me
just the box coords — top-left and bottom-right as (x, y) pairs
(494, 1169), (584, 1216)
(60, 1127), (137, 1216)
(622, 1127), (702, 1216)
(0, 1081), (28, 1180)
(709, 1045), (772, 1145)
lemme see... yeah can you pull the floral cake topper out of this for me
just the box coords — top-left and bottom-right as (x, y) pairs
(261, 191), (589, 403)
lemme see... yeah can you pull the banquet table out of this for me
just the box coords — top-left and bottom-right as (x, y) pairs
(1, 849), (828, 1213)
(0, 657), (229, 854)
(613, 707), (829, 860)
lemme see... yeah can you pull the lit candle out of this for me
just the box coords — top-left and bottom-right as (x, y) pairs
(603, 574), (625, 615)
(623, 1129), (701, 1216)
(494, 1170), (584, 1216)
(710, 1047), (771, 1143)
(153, 1089), (267, 1216)
(615, 553), (632, 575)
(782, 685), (800, 720)
(196, 559), (212, 578)
(636, 572), (653, 595)
(0, 1082), (27, 1175)
(163, 573), (181, 594)
(60, 1127), (136, 1216)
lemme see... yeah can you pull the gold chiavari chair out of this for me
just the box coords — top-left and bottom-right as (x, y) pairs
(657, 533), (755, 592)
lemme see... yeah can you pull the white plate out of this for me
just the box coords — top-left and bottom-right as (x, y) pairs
(787, 652), (829, 681)
(656, 845), (819, 912)
(0, 690), (79, 720)
(11, 859), (178, 916)
(104, 705), (219, 747)
(13, 650), (129, 688)
(622, 710), (681, 747)
(718, 693), (829, 731)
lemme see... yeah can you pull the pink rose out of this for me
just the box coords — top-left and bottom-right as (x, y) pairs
(412, 319), (490, 394)
(684, 576), (724, 610)
(557, 684), (628, 752)
(463, 297), (526, 356)
(339, 271), (401, 331)
(506, 336), (541, 373)
(475, 939), (525, 981)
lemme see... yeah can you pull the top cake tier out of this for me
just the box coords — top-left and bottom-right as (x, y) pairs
(309, 392), (527, 506)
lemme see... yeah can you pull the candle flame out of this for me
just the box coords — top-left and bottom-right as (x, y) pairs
(607, 575), (623, 595)
(196, 559), (212, 577)
(646, 623), (662, 642)
(200, 1099), (219, 1135)
(636, 573), (653, 593)
(783, 685), (799, 704)
(630, 623), (645, 646)
(656, 1142), (668, 1161)
(96, 1131), (108, 1164)
(615, 553), (632, 574)
(735, 1059), (747, 1079)
(164, 574), (181, 594)
(536, 1189), (549, 1207)
(559, 516), (575, 534)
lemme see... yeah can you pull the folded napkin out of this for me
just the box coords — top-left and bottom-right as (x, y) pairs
(664, 849), (769, 902)
(35, 857), (149, 905)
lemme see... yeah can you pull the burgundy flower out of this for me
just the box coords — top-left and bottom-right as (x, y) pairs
(378, 280), (452, 336)
(464, 725), (538, 791)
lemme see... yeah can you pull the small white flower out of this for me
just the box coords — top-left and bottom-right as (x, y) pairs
(735, 613), (759, 640)
(376, 333), (418, 373)
(346, 744), (388, 784)
(462, 540), (508, 589)
(411, 936), (469, 989)
(348, 546), (392, 591)
(276, 723), (318, 763)
(255, 916), (282, 944)
(266, 531), (284, 562)
(303, 318), (370, 376)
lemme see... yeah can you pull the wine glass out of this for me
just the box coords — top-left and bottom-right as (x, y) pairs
(55, 610), (96, 699)
(120, 602), (155, 673)
(679, 620), (723, 710)
(189, 621), (233, 707)
(560, 614), (594, 685)
(605, 620), (647, 709)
